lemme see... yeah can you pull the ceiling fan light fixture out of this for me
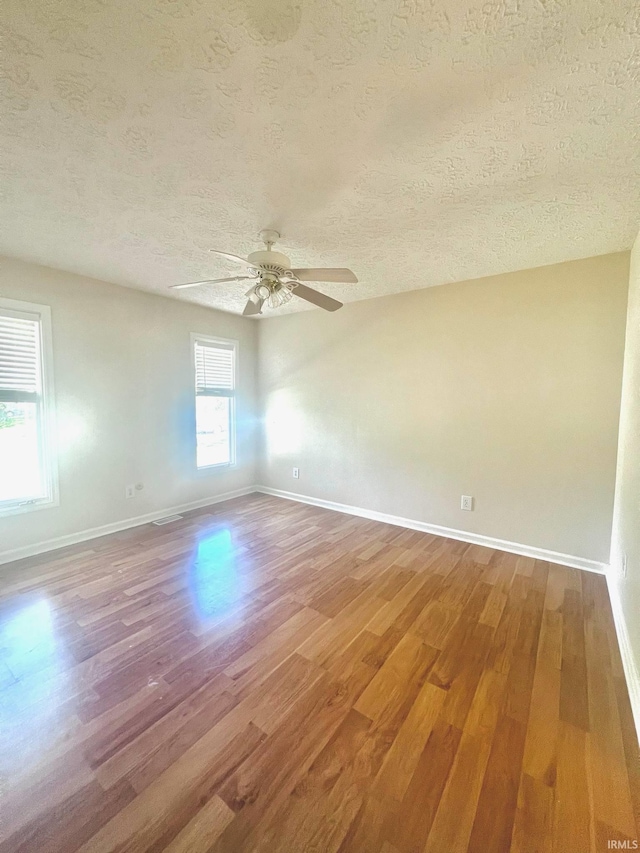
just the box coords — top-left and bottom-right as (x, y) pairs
(267, 282), (294, 309)
(254, 283), (272, 301)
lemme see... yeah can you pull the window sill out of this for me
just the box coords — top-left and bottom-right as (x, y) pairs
(0, 496), (59, 519)
(196, 461), (236, 474)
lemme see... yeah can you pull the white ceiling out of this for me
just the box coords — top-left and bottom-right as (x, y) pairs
(2, 0), (639, 317)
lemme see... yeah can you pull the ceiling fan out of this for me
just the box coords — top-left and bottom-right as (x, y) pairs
(169, 230), (358, 316)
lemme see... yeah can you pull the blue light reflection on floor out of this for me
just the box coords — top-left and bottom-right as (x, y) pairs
(188, 528), (242, 620)
(0, 598), (72, 776)
(1, 599), (55, 677)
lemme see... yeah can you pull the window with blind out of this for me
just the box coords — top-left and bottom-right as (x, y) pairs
(192, 334), (237, 469)
(0, 298), (57, 514)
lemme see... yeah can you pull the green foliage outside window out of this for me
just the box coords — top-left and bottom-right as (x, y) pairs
(0, 403), (25, 429)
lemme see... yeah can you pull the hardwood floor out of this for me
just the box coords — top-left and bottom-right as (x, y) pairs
(0, 493), (637, 852)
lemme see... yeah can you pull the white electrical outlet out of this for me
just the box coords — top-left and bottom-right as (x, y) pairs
(461, 495), (474, 511)
(293, 467), (299, 479)
(125, 484), (135, 499)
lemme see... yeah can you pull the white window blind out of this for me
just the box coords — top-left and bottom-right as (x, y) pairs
(195, 340), (235, 396)
(192, 335), (237, 469)
(0, 311), (41, 401)
(0, 298), (57, 515)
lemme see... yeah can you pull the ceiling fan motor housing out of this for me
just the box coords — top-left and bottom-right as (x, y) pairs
(247, 249), (292, 275)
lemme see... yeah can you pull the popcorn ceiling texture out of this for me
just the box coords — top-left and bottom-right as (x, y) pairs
(1, 0), (639, 316)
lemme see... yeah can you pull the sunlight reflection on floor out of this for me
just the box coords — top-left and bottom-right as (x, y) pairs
(188, 529), (244, 622)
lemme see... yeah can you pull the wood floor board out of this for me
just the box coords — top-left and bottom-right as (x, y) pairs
(0, 493), (636, 852)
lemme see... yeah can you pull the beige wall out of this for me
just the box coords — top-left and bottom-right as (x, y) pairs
(0, 257), (259, 559)
(258, 253), (630, 564)
(610, 232), (640, 709)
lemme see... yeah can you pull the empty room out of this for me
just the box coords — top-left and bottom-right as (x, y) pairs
(1, 0), (639, 851)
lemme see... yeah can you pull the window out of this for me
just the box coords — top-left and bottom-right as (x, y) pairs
(192, 334), (237, 469)
(0, 298), (57, 515)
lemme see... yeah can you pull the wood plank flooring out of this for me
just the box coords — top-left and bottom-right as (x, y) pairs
(0, 493), (637, 852)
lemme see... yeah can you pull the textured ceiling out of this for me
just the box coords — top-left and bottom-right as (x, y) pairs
(2, 0), (639, 317)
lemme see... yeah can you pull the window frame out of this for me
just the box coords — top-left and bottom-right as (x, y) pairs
(0, 296), (59, 518)
(190, 332), (238, 472)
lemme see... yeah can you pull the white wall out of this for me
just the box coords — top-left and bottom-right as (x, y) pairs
(258, 253), (630, 565)
(0, 256), (259, 559)
(0, 251), (631, 569)
(610, 231), (640, 724)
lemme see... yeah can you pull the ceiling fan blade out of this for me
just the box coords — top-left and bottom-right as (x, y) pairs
(210, 250), (262, 271)
(289, 268), (357, 283)
(292, 283), (343, 312)
(243, 297), (264, 316)
(170, 276), (253, 290)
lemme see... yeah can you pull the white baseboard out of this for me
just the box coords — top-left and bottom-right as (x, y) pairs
(605, 572), (640, 740)
(256, 486), (607, 575)
(0, 486), (257, 567)
(2, 482), (609, 577)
